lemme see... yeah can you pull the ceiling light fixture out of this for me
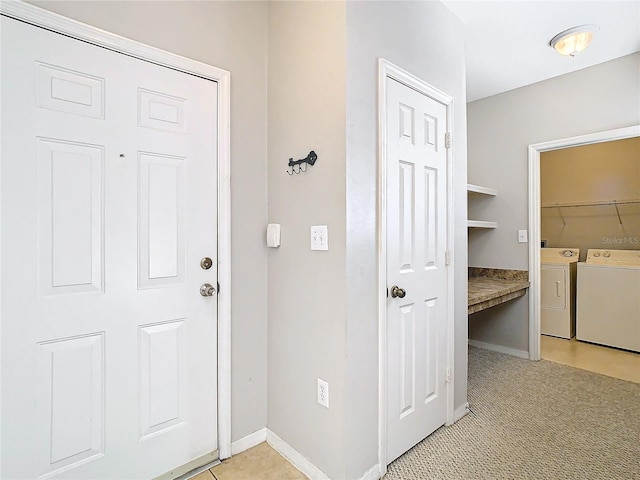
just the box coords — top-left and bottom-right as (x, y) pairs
(550, 25), (597, 57)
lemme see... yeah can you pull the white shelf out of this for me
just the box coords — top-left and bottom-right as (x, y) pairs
(467, 220), (497, 229)
(467, 183), (497, 196)
(468, 184), (497, 228)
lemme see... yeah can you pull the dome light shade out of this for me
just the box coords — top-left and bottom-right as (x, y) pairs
(550, 25), (596, 57)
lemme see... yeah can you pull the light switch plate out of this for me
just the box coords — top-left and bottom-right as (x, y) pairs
(310, 225), (328, 251)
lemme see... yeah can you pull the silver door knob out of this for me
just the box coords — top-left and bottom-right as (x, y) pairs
(390, 286), (406, 298)
(200, 283), (216, 297)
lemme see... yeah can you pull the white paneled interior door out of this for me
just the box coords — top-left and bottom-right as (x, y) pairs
(386, 78), (449, 463)
(1, 17), (218, 479)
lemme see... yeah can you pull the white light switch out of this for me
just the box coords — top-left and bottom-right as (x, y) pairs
(311, 225), (328, 251)
(518, 230), (528, 243)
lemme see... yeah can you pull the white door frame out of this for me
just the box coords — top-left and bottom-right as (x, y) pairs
(0, 0), (233, 461)
(377, 59), (455, 474)
(527, 124), (640, 360)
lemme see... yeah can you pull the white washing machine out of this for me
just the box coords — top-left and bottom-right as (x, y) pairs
(541, 248), (580, 339)
(577, 249), (640, 352)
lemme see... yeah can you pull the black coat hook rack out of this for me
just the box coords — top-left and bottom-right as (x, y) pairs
(287, 150), (317, 175)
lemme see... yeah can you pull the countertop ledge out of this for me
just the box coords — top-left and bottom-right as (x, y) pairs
(468, 268), (529, 314)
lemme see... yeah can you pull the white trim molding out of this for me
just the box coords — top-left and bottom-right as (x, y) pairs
(377, 58), (455, 476)
(1, 0), (233, 462)
(266, 430), (331, 480)
(231, 428), (267, 456)
(266, 430), (381, 480)
(358, 464), (382, 480)
(468, 339), (529, 359)
(527, 125), (640, 361)
(453, 402), (470, 423)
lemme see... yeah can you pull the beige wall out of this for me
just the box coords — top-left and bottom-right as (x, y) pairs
(27, 0), (270, 442)
(468, 53), (640, 352)
(541, 138), (640, 203)
(541, 138), (640, 260)
(267, 2), (348, 478)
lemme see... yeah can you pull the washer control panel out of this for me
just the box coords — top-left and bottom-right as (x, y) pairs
(586, 249), (640, 266)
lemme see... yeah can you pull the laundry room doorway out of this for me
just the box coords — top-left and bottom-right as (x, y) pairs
(527, 125), (640, 367)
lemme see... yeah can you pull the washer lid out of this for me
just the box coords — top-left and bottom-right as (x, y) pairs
(585, 249), (640, 266)
(540, 248), (581, 264)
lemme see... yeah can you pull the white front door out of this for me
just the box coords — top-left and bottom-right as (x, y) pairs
(1, 18), (218, 479)
(386, 77), (449, 463)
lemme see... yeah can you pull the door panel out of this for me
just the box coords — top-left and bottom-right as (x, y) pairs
(398, 161), (415, 271)
(1, 17), (218, 479)
(424, 297), (438, 401)
(36, 62), (105, 119)
(37, 138), (104, 295)
(139, 319), (187, 440)
(423, 167), (437, 269)
(138, 152), (186, 288)
(399, 304), (416, 418)
(138, 88), (187, 134)
(386, 78), (448, 463)
(36, 334), (105, 470)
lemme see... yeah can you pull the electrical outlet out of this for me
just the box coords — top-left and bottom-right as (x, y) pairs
(518, 229), (528, 243)
(310, 225), (328, 251)
(317, 378), (329, 408)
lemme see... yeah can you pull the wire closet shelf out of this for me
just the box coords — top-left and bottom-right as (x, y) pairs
(541, 199), (640, 226)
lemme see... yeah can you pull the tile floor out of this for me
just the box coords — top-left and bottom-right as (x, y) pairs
(541, 335), (640, 383)
(192, 442), (307, 480)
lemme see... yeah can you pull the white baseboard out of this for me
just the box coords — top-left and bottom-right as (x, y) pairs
(266, 429), (331, 480)
(453, 402), (469, 422)
(358, 464), (382, 480)
(243, 429), (380, 480)
(231, 428), (267, 456)
(469, 339), (529, 359)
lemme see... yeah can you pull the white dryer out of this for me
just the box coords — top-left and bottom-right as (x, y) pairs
(577, 249), (640, 352)
(541, 248), (580, 339)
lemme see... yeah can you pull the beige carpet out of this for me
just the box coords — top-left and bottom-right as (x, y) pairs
(385, 347), (640, 480)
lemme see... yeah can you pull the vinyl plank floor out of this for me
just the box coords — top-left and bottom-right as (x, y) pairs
(541, 335), (640, 383)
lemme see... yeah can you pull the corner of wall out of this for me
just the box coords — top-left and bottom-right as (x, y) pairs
(266, 2), (348, 479)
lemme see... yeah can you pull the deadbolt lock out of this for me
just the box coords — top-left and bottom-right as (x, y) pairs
(200, 257), (213, 270)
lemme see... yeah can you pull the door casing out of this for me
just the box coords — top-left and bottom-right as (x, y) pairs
(377, 59), (455, 475)
(0, 0), (232, 463)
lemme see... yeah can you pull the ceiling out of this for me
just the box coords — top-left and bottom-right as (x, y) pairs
(441, 1), (640, 102)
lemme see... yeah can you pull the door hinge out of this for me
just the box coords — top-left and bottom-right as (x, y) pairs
(445, 132), (451, 149)
(217, 282), (220, 294)
(446, 367), (452, 383)
(445, 250), (452, 266)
